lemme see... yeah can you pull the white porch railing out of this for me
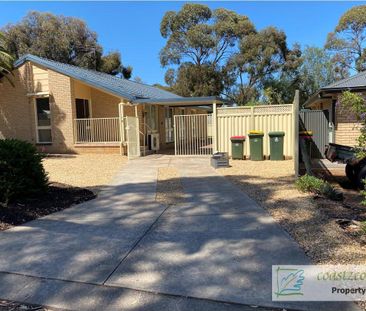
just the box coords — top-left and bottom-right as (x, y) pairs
(74, 117), (121, 144)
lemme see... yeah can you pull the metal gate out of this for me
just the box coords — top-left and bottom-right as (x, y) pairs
(174, 114), (213, 155)
(125, 116), (141, 159)
(299, 110), (329, 158)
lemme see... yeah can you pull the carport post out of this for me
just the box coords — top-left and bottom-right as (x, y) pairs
(293, 90), (300, 177)
(118, 102), (125, 155)
(212, 101), (218, 153)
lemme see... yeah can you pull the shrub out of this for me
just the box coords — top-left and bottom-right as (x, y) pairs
(295, 174), (324, 193)
(0, 139), (48, 205)
(295, 174), (343, 201)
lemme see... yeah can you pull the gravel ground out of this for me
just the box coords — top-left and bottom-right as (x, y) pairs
(43, 154), (127, 193)
(156, 167), (185, 206)
(219, 160), (366, 265)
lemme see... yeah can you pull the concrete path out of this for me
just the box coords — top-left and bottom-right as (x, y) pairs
(0, 155), (359, 311)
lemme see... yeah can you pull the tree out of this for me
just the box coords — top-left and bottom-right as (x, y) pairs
(165, 63), (225, 97)
(298, 46), (340, 98)
(0, 32), (14, 85)
(3, 11), (132, 78)
(325, 5), (366, 73)
(160, 4), (255, 97)
(227, 27), (302, 105)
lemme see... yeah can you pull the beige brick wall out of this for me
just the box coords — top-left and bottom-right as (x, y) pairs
(0, 65), (33, 142)
(0, 62), (131, 154)
(73, 80), (91, 100)
(74, 145), (122, 154)
(43, 70), (75, 153)
(32, 64), (49, 93)
(3, 61), (215, 155)
(91, 88), (121, 118)
(335, 105), (362, 147)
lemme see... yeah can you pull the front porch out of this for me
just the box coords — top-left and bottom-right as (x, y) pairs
(73, 117), (122, 154)
(71, 97), (225, 157)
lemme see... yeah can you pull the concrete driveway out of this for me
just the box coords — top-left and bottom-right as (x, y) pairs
(0, 155), (359, 311)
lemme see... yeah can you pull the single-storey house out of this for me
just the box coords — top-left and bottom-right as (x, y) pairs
(0, 54), (223, 156)
(304, 72), (366, 147)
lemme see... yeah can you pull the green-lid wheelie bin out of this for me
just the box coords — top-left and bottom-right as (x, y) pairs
(248, 130), (264, 161)
(269, 131), (285, 160)
(230, 136), (246, 160)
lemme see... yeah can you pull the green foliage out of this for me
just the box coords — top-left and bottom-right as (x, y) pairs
(0, 31), (14, 85)
(325, 5), (366, 73)
(295, 174), (341, 201)
(227, 27), (302, 105)
(3, 11), (132, 78)
(298, 46), (340, 100)
(339, 91), (366, 118)
(166, 63), (225, 97)
(339, 91), (366, 158)
(263, 86), (286, 105)
(339, 91), (366, 204)
(160, 4), (253, 67)
(0, 139), (48, 205)
(296, 174), (325, 193)
(160, 4), (255, 98)
(360, 221), (366, 234)
(160, 4), (304, 105)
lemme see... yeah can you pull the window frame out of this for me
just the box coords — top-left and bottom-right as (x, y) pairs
(146, 105), (158, 132)
(75, 98), (91, 119)
(34, 97), (52, 144)
(165, 107), (174, 143)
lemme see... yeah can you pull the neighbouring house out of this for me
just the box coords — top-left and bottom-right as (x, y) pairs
(304, 72), (366, 147)
(0, 54), (223, 156)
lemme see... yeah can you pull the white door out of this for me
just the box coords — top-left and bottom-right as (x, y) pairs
(126, 116), (141, 159)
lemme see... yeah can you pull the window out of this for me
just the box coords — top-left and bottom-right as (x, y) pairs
(146, 105), (157, 131)
(75, 99), (90, 119)
(165, 107), (174, 143)
(35, 97), (52, 144)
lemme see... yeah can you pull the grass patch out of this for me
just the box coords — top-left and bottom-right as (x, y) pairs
(296, 174), (343, 201)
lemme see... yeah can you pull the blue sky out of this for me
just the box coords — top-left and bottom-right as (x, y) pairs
(0, 1), (362, 85)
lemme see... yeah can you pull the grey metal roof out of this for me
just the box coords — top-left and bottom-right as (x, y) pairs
(132, 96), (228, 105)
(14, 54), (181, 101)
(321, 71), (366, 90)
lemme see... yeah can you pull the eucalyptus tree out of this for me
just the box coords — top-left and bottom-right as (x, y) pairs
(160, 3), (255, 97)
(0, 32), (14, 85)
(326, 5), (366, 74)
(3, 11), (131, 78)
(227, 27), (302, 105)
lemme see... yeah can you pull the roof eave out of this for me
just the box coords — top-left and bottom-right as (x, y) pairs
(319, 86), (366, 93)
(14, 55), (135, 101)
(132, 96), (230, 106)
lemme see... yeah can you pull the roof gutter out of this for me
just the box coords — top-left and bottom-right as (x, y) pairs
(319, 86), (366, 93)
(14, 54), (135, 101)
(131, 96), (229, 105)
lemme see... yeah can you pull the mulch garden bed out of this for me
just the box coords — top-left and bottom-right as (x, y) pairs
(0, 182), (96, 231)
(314, 168), (366, 245)
(0, 299), (55, 311)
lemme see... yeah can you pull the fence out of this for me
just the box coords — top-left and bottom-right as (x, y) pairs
(74, 117), (120, 143)
(174, 114), (213, 155)
(216, 104), (294, 158)
(299, 110), (329, 158)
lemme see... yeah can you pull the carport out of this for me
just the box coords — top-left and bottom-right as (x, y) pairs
(131, 96), (228, 156)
